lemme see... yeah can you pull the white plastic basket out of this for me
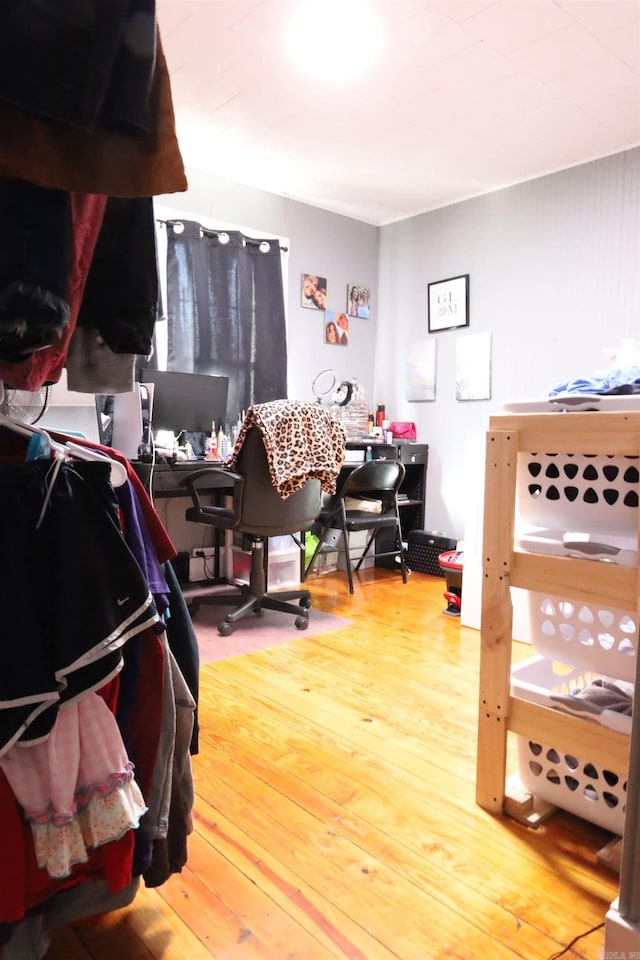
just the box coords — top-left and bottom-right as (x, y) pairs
(516, 737), (627, 834)
(515, 452), (639, 567)
(512, 656), (630, 834)
(526, 591), (637, 683)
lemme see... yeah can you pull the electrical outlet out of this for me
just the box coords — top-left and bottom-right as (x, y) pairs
(189, 546), (218, 582)
(191, 547), (215, 559)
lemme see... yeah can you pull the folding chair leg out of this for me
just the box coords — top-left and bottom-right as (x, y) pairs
(343, 529), (355, 594)
(354, 530), (377, 572)
(395, 515), (408, 583)
(398, 542), (408, 582)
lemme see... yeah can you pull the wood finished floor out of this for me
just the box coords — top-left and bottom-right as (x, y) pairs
(45, 567), (619, 960)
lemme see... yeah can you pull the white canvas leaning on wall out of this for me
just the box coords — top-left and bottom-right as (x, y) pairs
(456, 332), (491, 401)
(406, 339), (436, 401)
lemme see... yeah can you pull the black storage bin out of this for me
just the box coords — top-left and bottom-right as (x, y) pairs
(169, 550), (190, 585)
(406, 531), (456, 576)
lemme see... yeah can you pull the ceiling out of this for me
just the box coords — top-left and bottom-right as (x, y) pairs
(157, 0), (640, 226)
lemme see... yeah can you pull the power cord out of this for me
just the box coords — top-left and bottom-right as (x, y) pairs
(137, 432), (157, 505)
(545, 921), (604, 959)
(147, 433), (156, 507)
(193, 547), (216, 581)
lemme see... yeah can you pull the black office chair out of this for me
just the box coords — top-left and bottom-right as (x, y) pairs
(180, 427), (322, 636)
(305, 459), (408, 594)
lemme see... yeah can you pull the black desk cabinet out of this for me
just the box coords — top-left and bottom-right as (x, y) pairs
(344, 441), (429, 569)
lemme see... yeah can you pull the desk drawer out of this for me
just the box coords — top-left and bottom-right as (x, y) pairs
(145, 461), (233, 496)
(370, 444), (397, 461)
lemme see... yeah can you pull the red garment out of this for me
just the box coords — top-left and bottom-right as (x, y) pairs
(118, 630), (166, 801)
(24, 831), (135, 917)
(0, 766), (135, 926)
(0, 437), (171, 923)
(0, 678), (134, 925)
(0, 192), (106, 391)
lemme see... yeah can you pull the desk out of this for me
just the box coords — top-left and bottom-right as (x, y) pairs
(132, 458), (231, 497)
(132, 458), (232, 581)
(135, 445), (428, 528)
(134, 444), (429, 579)
(132, 458), (307, 594)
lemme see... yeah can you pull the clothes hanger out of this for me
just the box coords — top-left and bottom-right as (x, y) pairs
(0, 413), (127, 487)
(64, 440), (127, 487)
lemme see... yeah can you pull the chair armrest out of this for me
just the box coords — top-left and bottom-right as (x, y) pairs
(179, 467), (246, 528)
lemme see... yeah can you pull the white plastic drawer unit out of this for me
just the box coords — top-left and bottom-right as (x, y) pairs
(515, 451), (639, 567)
(267, 547), (301, 589)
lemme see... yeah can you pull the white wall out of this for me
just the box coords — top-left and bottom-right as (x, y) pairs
(156, 150), (640, 546)
(376, 148), (640, 539)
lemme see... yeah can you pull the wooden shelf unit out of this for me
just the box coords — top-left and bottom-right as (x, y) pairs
(475, 410), (640, 816)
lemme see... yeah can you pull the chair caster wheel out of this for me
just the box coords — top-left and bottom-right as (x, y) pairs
(218, 621), (233, 637)
(300, 597), (311, 609)
(295, 615), (309, 630)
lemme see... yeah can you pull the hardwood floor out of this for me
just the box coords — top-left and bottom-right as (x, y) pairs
(46, 566), (619, 959)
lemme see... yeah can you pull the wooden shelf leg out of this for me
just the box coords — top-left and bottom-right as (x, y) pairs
(476, 567), (514, 814)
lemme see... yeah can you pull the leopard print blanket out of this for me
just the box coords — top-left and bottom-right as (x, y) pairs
(226, 399), (347, 499)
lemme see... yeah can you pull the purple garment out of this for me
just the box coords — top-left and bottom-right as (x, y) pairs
(115, 477), (169, 616)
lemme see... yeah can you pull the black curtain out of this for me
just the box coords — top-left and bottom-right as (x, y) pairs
(164, 220), (287, 426)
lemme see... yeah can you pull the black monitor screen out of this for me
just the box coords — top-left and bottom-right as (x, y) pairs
(139, 369), (229, 436)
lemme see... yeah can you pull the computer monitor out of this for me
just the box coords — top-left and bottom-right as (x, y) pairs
(139, 369), (229, 437)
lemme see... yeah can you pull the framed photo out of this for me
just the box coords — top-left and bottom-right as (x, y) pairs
(301, 273), (327, 310)
(347, 283), (370, 319)
(324, 310), (348, 346)
(428, 274), (469, 332)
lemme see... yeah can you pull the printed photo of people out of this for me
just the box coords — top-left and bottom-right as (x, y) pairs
(301, 273), (328, 310)
(325, 310), (348, 346)
(347, 283), (370, 318)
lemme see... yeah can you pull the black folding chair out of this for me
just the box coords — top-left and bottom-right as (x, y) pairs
(305, 459), (408, 593)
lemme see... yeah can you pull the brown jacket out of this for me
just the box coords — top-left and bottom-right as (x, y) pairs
(0, 35), (187, 199)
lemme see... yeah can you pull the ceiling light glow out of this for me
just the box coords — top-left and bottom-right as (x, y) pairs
(285, 1), (384, 82)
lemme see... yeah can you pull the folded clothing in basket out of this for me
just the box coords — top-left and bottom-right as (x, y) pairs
(551, 677), (634, 717)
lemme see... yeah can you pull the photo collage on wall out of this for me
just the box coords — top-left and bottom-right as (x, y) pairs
(301, 274), (371, 347)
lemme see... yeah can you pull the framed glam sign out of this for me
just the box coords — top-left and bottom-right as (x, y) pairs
(428, 274), (469, 332)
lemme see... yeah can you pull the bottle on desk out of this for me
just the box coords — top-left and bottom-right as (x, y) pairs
(205, 421), (218, 460)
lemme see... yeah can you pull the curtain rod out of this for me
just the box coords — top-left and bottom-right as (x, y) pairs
(156, 218), (288, 252)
